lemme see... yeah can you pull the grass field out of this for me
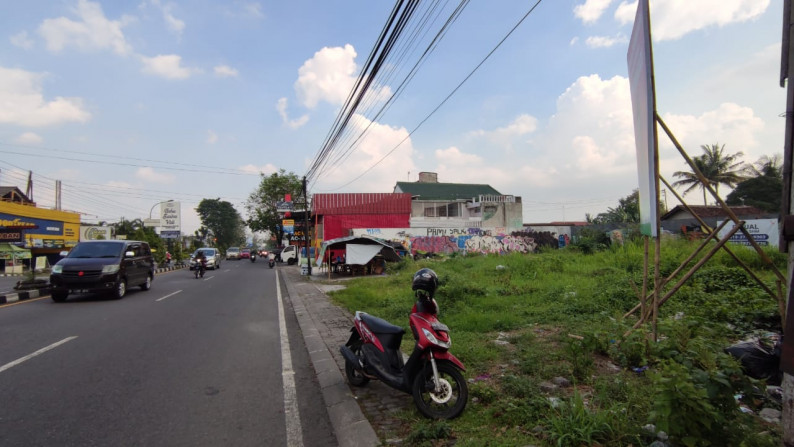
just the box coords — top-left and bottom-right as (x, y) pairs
(327, 238), (785, 446)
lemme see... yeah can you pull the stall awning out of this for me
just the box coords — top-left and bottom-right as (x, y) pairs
(317, 235), (403, 266)
(0, 243), (31, 260)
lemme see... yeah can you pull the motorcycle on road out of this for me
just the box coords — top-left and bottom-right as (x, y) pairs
(194, 258), (206, 279)
(340, 268), (468, 419)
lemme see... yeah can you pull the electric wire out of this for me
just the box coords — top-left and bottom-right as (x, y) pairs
(324, 0), (544, 191)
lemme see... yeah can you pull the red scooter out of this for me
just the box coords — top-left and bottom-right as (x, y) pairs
(340, 268), (468, 419)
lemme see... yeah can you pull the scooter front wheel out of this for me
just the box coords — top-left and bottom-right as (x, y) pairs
(411, 360), (468, 419)
(344, 341), (370, 387)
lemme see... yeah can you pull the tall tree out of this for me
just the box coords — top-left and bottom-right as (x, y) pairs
(589, 190), (641, 224)
(245, 169), (303, 247)
(726, 155), (783, 213)
(672, 143), (747, 205)
(195, 199), (245, 251)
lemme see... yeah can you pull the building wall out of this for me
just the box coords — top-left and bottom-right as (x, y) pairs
(351, 226), (558, 256)
(0, 201), (81, 250)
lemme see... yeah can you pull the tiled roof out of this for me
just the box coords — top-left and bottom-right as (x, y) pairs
(393, 181), (501, 201)
(661, 205), (769, 220)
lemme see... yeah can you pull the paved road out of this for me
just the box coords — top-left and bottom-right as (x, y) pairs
(0, 260), (336, 446)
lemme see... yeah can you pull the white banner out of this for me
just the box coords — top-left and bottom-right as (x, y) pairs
(717, 219), (779, 247)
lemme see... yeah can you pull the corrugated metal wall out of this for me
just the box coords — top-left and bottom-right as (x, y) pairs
(313, 193), (411, 215)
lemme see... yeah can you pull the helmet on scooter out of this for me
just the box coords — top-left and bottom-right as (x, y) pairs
(412, 268), (438, 298)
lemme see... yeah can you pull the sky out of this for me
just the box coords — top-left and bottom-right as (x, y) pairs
(0, 0), (786, 235)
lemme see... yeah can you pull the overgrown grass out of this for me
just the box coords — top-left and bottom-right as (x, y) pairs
(327, 239), (785, 446)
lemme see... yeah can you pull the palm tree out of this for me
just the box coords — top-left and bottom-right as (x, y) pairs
(672, 143), (748, 205)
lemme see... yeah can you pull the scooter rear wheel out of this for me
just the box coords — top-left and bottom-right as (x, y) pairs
(344, 341), (370, 387)
(411, 360), (468, 419)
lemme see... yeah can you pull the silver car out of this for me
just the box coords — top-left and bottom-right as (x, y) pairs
(190, 248), (221, 270)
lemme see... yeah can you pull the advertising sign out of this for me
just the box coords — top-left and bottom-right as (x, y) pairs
(160, 202), (181, 233)
(717, 219), (779, 246)
(627, 0), (658, 237)
(80, 226), (112, 241)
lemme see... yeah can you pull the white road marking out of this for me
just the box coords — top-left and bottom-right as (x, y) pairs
(0, 336), (78, 374)
(156, 290), (183, 302)
(276, 271), (303, 447)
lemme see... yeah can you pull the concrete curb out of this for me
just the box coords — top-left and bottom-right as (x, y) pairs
(281, 269), (380, 447)
(0, 287), (50, 305)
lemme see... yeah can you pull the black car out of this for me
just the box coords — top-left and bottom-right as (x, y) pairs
(50, 240), (155, 302)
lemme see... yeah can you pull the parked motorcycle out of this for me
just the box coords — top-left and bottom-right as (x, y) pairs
(340, 268), (468, 419)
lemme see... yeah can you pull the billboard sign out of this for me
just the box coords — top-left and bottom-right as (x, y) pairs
(717, 219), (779, 247)
(80, 226), (112, 240)
(160, 202), (181, 233)
(627, 0), (658, 237)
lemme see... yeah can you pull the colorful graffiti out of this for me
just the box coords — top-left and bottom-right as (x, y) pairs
(353, 228), (567, 256)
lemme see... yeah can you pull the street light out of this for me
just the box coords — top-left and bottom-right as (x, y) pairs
(149, 200), (174, 219)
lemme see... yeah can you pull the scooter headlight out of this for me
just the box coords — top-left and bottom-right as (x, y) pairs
(422, 328), (451, 349)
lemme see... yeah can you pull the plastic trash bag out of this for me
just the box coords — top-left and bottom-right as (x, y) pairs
(724, 334), (782, 386)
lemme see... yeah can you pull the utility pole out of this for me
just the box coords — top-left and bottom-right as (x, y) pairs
(303, 176), (311, 276)
(778, 1), (793, 444)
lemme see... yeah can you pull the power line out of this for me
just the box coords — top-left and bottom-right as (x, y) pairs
(326, 0), (544, 191)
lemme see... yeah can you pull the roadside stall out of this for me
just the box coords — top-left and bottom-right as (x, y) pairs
(317, 235), (403, 277)
(0, 242), (32, 274)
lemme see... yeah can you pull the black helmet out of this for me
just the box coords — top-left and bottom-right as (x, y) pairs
(412, 268), (438, 298)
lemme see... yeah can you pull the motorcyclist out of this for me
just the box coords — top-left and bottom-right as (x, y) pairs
(195, 250), (207, 273)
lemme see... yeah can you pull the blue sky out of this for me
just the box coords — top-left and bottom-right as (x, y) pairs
(0, 0), (784, 234)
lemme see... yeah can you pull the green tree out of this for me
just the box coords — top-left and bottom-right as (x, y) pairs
(726, 154), (782, 213)
(111, 218), (144, 237)
(589, 190), (641, 224)
(195, 199), (246, 252)
(672, 143), (747, 205)
(245, 169), (303, 247)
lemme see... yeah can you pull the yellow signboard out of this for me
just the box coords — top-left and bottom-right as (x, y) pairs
(282, 219), (295, 226)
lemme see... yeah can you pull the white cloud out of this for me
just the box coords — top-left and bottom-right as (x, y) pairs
(140, 54), (199, 80)
(574, 0), (614, 24)
(295, 44), (359, 108)
(276, 97), (310, 129)
(238, 163), (278, 175)
(225, 2), (265, 18)
(207, 130), (218, 144)
(615, 0), (770, 41)
(160, 3), (185, 35)
(10, 31), (34, 49)
(214, 65), (239, 78)
(585, 34), (628, 48)
(38, 0), (134, 55)
(469, 114), (538, 153)
(14, 132), (43, 144)
(0, 66), (91, 127)
(659, 103), (764, 155)
(135, 167), (175, 184)
(241, 2), (264, 18)
(315, 114), (415, 192)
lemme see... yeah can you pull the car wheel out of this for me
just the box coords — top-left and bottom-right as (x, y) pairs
(287, 258), (295, 265)
(111, 279), (126, 300)
(140, 274), (152, 291)
(51, 290), (68, 302)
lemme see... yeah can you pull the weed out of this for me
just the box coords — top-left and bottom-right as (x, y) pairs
(405, 421), (453, 445)
(544, 390), (617, 446)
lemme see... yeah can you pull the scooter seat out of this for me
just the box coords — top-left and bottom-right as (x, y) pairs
(360, 313), (405, 335)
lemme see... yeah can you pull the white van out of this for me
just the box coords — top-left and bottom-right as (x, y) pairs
(280, 245), (297, 265)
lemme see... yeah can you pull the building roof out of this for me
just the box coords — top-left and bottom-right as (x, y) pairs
(393, 181), (501, 201)
(0, 186), (33, 204)
(661, 205), (770, 220)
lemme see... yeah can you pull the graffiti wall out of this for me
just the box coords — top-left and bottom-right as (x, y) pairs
(351, 227), (564, 256)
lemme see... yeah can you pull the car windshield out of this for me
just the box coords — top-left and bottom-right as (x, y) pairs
(228, 248), (239, 252)
(68, 242), (124, 258)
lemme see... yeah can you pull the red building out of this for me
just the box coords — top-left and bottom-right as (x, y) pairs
(312, 193), (411, 245)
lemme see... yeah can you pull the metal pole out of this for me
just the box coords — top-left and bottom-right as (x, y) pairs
(303, 177), (311, 276)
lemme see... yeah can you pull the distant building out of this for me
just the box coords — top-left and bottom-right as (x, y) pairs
(393, 172), (523, 229)
(660, 205), (775, 233)
(311, 193), (411, 242)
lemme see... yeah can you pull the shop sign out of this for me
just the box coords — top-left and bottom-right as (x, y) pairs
(0, 231), (23, 242)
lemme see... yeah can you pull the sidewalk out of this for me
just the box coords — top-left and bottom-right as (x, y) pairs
(280, 266), (412, 446)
